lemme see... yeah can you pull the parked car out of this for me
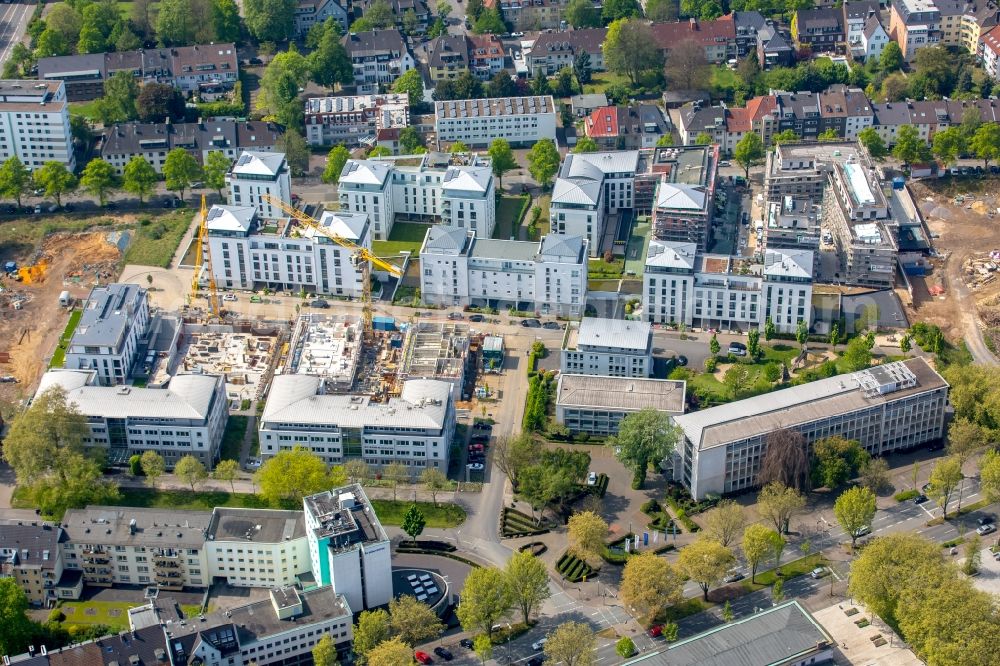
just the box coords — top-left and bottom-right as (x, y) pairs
(468, 313), (485, 322)
(723, 570), (744, 583)
(527, 657), (546, 666)
(977, 516), (992, 526)
(433, 647), (453, 661)
(542, 321), (562, 330)
(587, 471), (598, 486)
(521, 318), (541, 328)
(448, 312), (463, 320)
(810, 567), (826, 579)
(648, 625), (663, 638)
(676, 355), (688, 366)
(467, 463), (484, 471)
(459, 639), (474, 649)
(976, 523), (996, 536)
(531, 638), (547, 651)
(913, 494), (929, 504)
(414, 651), (433, 665)
(222, 293), (237, 302)
(33, 204), (41, 214)
(853, 525), (870, 538)
(310, 299), (329, 309)
(728, 342), (747, 356)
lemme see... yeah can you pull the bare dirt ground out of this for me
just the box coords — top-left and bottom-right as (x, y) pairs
(908, 178), (1000, 363)
(0, 232), (122, 411)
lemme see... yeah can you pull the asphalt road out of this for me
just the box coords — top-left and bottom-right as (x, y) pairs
(0, 2), (31, 66)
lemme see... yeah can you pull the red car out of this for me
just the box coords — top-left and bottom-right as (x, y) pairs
(468, 444), (484, 453)
(648, 625), (663, 638)
(415, 650), (433, 664)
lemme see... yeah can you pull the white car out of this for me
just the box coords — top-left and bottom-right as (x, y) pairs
(587, 472), (598, 486)
(222, 293), (237, 302)
(810, 567), (825, 579)
(247, 457), (261, 469)
(531, 638), (547, 651)
(467, 463), (484, 471)
(976, 523), (996, 536)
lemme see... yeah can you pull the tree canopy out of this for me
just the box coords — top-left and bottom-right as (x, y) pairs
(455, 567), (513, 640)
(254, 446), (346, 505)
(608, 408), (680, 484)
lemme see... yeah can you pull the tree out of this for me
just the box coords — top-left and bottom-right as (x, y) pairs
(308, 25), (353, 87)
(772, 129), (800, 144)
(36, 28), (71, 57)
(473, 7), (506, 34)
(123, 156), (158, 203)
(485, 71), (516, 98)
(574, 51), (592, 85)
(77, 22), (107, 53)
(212, 0), (242, 42)
(505, 550), (550, 625)
(175, 454), (208, 491)
(433, 70), (483, 100)
(0, 156), (31, 206)
(619, 551), (682, 616)
(137, 83), (185, 123)
(258, 47), (309, 130)
(848, 533), (941, 624)
(741, 523), (778, 583)
(162, 148), (202, 201)
(970, 122), (1000, 169)
(899, 334), (911, 353)
(401, 504), (426, 541)
(255, 446), (344, 505)
(733, 132), (764, 178)
(757, 429), (810, 492)
(384, 461), (409, 500)
(677, 537), (736, 601)
(947, 418), (985, 468)
(747, 328), (761, 359)
(603, 19), (657, 86)
(366, 637), (413, 666)
(80, 158), (118, 206)
(531, 68), (551, 96)
(893, 125), (931, 165)
(527, 138), (560, 189)
(981, 449), (1000, 504)
(763, 316), (776, 341)
(488, 138), (517, 190)
(664, 39), (710, 91)
(202, 151), (232, 197)
(928, 455), (963, 520)
(389, 595), (443, 646)
(932, 126), (966, 166)
(757, 481), (806, 535)
(419, 467), (447, 505)
(494, 432), (540, 491)
(312, 634), (338, 666)
(834, 485), (876, 548)
(473, 635), (493, 664)
(602, 0), (642, 22)
(962, 534), (982, 576)
(155, 0), (196, 45)
(34, 161), (76, 207)
(0, 579), (35, 657)
(818, 128), (841, 141)
(703, 499), (745, 548)
(858, 127), (888, 160)
(616, 637), (636, 659)
(709, 333), (720, 356)
(544, 622), (597, 666)
(723, 364), (753, 399)
(828, 322), (840, 349)
(112, 21), (142, 52)
(449, 141), (470, 154)
(456, 567), (513, 640)
(565, 0), (601, 27)
(244, 0), (296, 41)
(811, 436), (869, 489)
(567, 510), (608, 564)
(645, 0), (677, 21)
(213, 458), (240, 492)
(859, 457), (891, 494)
(353, 609), (391, 663)
(399, 126), (424, 154)
(344, 458), (370, 484)
(321, 145), (351, 185)
(842, 335), (873, 372)
(880, 41), (903, 72)
(46, 3), (82, 44)
(795, 319), (808, 349)
(392, 69), (424, 107)
(571, 137), (599, 155)
(141, 450), (166, 488)
(279, 129), (310, 176)
(608, 408), (680, 483)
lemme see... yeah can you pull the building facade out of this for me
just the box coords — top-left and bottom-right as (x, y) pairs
(889, 0), (943, 59)
(560, 317), (653, 378)
(526, 28), (607, 75)
(205, 508), (311, 588)
(793, 7), (846, 51)
(226, 151), (292, 220)
(304, 94), (409, 147)
(0, 80), (74, 171)
(295, 0), (349, 36)
(672, 359), (949, 498)
(342, 30), (415, 87)
(0, 519), (81, 606)
(556, 375), (686, 436)
(434, 96), (557, 148)
(62, 283), (150, 386)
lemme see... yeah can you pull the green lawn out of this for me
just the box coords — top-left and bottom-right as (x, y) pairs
(219, 415), (248, 461)
(49, 308), (82, 368)
(68, 99), (103, 123)
(711, 66), (740, 97)
(373, 221), (431, 257)
(623, 218), (650, 277)
(370, 499), (466, 528)
(110, 488), (275, 512)
(123, 211), (195, 267)
(746, 553), (827, 589)
(589, 257), (625, 279)
(57, 600), (136, 630)
(494, 194), (530, 240)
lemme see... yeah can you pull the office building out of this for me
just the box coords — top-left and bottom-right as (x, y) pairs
(35, 369), (228, 468)
(643, 240), (814, 333)
(62, 283), (150, 386)
(304, 94), (409, 147)
(303, 484), (392, 612)
(0, 519), (82, 605)
(560, 317), (653, 378)
(260, 376), (455, 471)
(0, 80), (74, 171)
(672, 358), (949, 498)
(338, 152), (495, 240)
(434, 96), (557, 148)
(556, 375), (686, 437)
(38, 43), (238, 102)
(342, 30), (415, 87)
(419, 227), (588, 317)
(205, 204), (370, 297)
(226, 151), (292, 220)
(99, 119), (282, 174)
(205, 508), (311, 588)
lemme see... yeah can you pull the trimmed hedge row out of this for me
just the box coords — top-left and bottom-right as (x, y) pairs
(556, 552), (595, 582)
(518, 541), (548, 557)
(590, 473), (609, 498)
(502, 507), (549, 538)
(894, 489), (919, 502)
(672, 507), (700, 533)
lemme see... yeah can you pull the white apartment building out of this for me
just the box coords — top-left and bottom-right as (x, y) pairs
(434, 96), (557, 147)
(643, 240), (814, 333)
(35, 369), (229, 468)
(62, 283), (150, 386)
(550, 151), (640, 258)
(0, 79), (74, 171)
(419, 227), (588, 317)
(259, 376), (456, 472)
(205, 204), (369, 297)
(560, 317), (653, 378)
(205, 508), (311, 588)
(60, 506), (212, 590)
(304, 93), (409, 147)
(304, 484), (392, 612)
(338, 153), (495, 240)
(226, 151), (292, 219)
(343, 30), (415, 88)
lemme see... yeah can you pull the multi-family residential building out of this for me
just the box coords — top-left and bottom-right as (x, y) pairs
(981, 23), (1000, 77)
(0, 519), (82, 605)
(205, 508), (311, 588)
(650, 18), (736, 63)
(817, 85), (875, 139)
(555, 375), (686, 436)
(468, 35), (506, 78)
(583, 105), (669, 150)
(205, 205), (370, 297)
(571, 93), (609, 117)
(99, 119), (282, 174)
(294, 0), (349, 36)
(303, 484), (392, 612)
(434, 95), (557, 147)
(488, 0), (567, 30)
(226, 151), (292, 220)
(526, 28), (607, 75)
(62, 283), (150, 386)
(763, 196), (822, 274)
(338, 152), (496, 240)
(642, 240), (814, 333)
(755, 22), (797, 68)
(35, 369), (228, 468)
(419, 226), (588, 316)
(304, 94), (409, 147)
(427, 34), (469, 81)
(0, 80), (74, 171)
(560, 317), (653, 378)
(342, 30), (415, 87)
(934, 0), (1000, 53)
(650, 144), (720, 251)
(260, 377), (456, 471)
(871, 97), (1000, 144)
(37, 44), (238, 102)
(672, 358), (949, 498)
(357, 0), (431, 30)
(844, 0), (881, 45)
(793, 7), (846, 51)
(859, 15), (892, 60)
(889, 0), (943, 59)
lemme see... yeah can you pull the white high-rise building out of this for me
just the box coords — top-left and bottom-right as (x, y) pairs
(226, 151), (292, 219)
(0, 80), (74, 171)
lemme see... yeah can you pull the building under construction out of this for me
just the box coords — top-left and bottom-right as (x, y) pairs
(284, 313), (364, 392)
(398, 322), (471, 397)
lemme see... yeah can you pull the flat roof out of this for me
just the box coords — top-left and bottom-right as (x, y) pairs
(557, 374), (686, 414)
(435, 95), (554, 118)
(207, 508), (304, 543)
(62, 506), (212, 549)
(673, 358), (947, 451)
(303, 483), (388, 546)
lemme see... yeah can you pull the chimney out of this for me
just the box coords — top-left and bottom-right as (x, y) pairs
(689, 18), (698, 29)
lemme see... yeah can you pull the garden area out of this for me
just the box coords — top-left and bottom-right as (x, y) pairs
(494, 194), (530, 240)
(48, 308), (82, 369)
(371, 221), (430, 257)
(122, 211), (196, 268)
(218, 415), (248, 461)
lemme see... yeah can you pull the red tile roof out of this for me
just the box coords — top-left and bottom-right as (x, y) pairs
(746, 94), (777, 121)
(650, 18), (736, 50)
(727, 107), (752, 133)
(585, 106), (623, 138)
(982, 25), (1000, 57)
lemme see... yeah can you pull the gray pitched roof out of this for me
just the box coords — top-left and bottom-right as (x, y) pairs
(342, 29), (409, 57)
(100, 120), (282, 159)
(844, 0), (880, 19)
(427, 34), (469, 68)
(0, 520), (65, 569)
(422, 225), (470, 254)
(538, 234), (585, 262)
(71, 283), (145, 347)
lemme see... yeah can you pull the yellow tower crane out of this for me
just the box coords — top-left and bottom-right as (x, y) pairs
(191, 194), (220, 319)
(261, 195), (403, 337)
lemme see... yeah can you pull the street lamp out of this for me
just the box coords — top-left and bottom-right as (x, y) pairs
(505, 622), (513, 665)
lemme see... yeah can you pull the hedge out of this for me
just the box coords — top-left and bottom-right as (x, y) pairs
(556, 552), (594, 582)
(641, 499), (662, 515)
(673, 507), (700, 533)
(518, 541), (548, 557)
(894, 489), (919, 502)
